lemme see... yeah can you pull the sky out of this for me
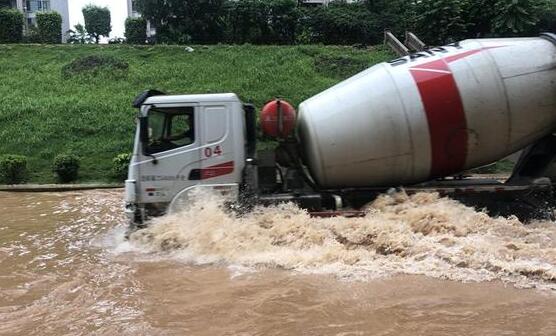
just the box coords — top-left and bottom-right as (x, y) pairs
(68, 0), (128, 39)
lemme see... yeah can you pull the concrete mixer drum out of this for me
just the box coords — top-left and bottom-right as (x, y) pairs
(297, 34), (556, 188)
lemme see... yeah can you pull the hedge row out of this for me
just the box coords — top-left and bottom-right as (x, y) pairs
(0, 153), (131, 184)
(0, 8), (23, 43)
(0, 155), (27, 184)
(125, 17), (147, 44)
(0, 9), (61, 44)
(36, 11), (62, 44)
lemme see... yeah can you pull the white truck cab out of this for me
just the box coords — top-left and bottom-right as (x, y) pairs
(125, 92), (249, 226)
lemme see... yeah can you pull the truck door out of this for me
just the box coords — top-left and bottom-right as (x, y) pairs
(198, 104), (237, 184)
(165, 102), (246, 214)
(137, 103), (200, 204)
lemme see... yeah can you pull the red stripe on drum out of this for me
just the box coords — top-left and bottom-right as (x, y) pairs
(409, 46), (506, 178)
(410, 59), (467, 177)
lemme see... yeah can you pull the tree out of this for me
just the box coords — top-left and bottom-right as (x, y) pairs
(306, 2), (378, 45)
(225, 0), (271, 43)
(224, 0), (299, 44)
(461, 0), (553, 38)
(135, 0), (227, 44)
(0, 0), (11, 8)
(183, 0), (228, 43)
(36, 11), (62, 43)
(539, 1), (556, 32)
(82, 5), (111, 43)
(492, 0), (552, 35)
(365, 0), (417, 37)
(66, 23), (93, 44)
(462, 0), (497, 37)
(268, 0), (300, 44)
(415, 0), (468, 45)
(129, 0), (554, 45)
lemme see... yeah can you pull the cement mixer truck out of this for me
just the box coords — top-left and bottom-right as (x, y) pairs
(125, 33), (556, 229)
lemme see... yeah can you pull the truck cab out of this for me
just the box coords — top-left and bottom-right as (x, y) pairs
(125, 92), (248, 227)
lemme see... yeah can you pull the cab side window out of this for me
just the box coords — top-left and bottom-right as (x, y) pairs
(146, 106), (195, 154)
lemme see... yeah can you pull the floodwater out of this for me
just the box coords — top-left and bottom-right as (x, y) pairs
(0, 190), (555, 336)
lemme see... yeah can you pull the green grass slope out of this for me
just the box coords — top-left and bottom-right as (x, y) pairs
(0, 44), (393, 183)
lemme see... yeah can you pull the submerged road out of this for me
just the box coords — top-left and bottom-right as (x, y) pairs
(0, 190), (554, 335)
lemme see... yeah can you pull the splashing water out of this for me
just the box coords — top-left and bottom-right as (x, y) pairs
(129, 191), (556, 290)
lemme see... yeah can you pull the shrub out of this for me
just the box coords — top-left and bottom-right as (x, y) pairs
(52, 154), (80, 183)
(61, 55), (129, 79)
(0, 155), (27, 184)
(112, 153), (132, 181)
(22, 25), (41, 43)
(36, 11), (62, 44)
(125, 17), (147, 44)
(66, 23), (94, 44)
(0, 8), (24, 43)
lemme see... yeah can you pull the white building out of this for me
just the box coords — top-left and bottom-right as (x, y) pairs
(126, 0), (155, 39)
(126, 0), (139, 18)
(12, 0), (70, 42)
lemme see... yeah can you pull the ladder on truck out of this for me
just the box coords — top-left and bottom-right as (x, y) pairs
(384, 30), (427, 56)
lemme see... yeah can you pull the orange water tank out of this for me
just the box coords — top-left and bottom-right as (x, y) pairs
(261, 99), (296, 138)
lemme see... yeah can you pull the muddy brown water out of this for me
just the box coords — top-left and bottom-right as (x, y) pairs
(0, 190), (555, 336)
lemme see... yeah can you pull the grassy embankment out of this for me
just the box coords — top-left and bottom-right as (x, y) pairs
(0, 44), (393, 183)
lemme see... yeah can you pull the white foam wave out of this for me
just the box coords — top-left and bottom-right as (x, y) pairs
(128, 191), (556, 290)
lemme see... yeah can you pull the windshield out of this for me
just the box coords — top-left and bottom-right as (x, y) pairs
(146, 106), (195, 154)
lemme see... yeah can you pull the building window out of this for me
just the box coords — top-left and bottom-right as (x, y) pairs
(25, 0), (50, 12)
(37, 0), (50, 11)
